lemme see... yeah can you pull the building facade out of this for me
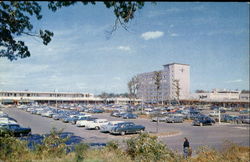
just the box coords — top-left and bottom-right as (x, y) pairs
(136, 63), (190, 103)
(191, 89), (241, 101)
(0, 91), (100, 104)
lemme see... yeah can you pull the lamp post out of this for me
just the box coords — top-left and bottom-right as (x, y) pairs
(55, 89), (58, 109)
(218, 107), (221, 124)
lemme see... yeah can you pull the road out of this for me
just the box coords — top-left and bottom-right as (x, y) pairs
(3, 108), (249, 154)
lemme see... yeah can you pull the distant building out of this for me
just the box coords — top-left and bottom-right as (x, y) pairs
(239, 92), (250, 101)
(0, 91), (101, 104)
(106, 97), (141, 105)
(136, 63), (190, 103)
(191, 89), (246, 101)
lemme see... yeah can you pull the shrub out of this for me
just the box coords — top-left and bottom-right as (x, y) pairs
(0, 135), (30, 161)
(34, 128), (69, 159)
(74, 143), (90, 161)
(106, 140), (119, 151)
(193, 141), (250, 162)
(126, 132), (178, 161)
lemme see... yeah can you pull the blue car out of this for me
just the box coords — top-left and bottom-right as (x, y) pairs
(122, 113), (138, 119)
(89, 109), (105, 113)
(110, 122), (145, 135)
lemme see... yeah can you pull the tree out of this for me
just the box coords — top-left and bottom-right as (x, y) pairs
(153, 71), (162, 105)
(173, 79), (180, 105)
(195, 89), (208, 93)
(0, 1), (145, 61)
(99, 92), (109, 104)
(128, 76), (140, 105)
(241, 90), (250, 94)
(153, 71), (162, 133)
(0, 1), (53, 61)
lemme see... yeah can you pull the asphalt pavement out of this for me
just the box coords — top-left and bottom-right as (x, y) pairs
(3, 108), (250, 154)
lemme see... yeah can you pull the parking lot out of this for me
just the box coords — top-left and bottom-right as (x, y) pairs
(2, 107), (249, 154)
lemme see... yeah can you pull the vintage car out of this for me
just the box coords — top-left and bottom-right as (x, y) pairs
(193, 116), (215, 126)
(100, 121), (124, 133)
(110, 122), (145, 135)
(166, 116), (184, 123)
(76, 117), (98, 127)
(0, 124), (31, 137)
(85, 119), (109, 130)
(122, 113), (138, 119)
(236, 115), (250, 124)
(151, 116), (168, 122)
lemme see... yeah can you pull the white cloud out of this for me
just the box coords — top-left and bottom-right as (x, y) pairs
(141, 31), (164, 40)
(117, 46), (131, 51)
(225, 79), (243, 83)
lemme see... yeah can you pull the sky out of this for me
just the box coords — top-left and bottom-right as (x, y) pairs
(0, 2), (249, 94)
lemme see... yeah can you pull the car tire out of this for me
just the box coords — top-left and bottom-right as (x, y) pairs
(121, 131), (125, 136)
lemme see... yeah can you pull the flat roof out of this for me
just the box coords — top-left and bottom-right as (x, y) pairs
(0, 91), (92, 95)
(163, 63), (190, 66)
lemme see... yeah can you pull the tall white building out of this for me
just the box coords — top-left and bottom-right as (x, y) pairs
(137, 63), (190, 103)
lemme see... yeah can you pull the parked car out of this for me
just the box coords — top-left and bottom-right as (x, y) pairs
(111, 111), (122, 117)
(151, 116), (168, 122)
(236, 115), (250, 124)
(221, 114), (238, 123)
(115, 112), (126, 118)
(85, 119), (109, 130)
(100, 121), (124, 133)
(89, 109), (105, 113)
(63, 115), (79, 123)
(0, 124), (31, 137)
(110, 122), (145, 135)
(122, 113), (138, 119)
(41, 111), (55, 118)
(187, 111), (202, 120)
(166, 116), (184, 123)
(193, 116), (215, 126)
(76, 117), (98, 127)
(209, 111), (220, 117)
(69, 115), (90, 124)
(0, 117), (17, 124)
(239, 109), (250, 114)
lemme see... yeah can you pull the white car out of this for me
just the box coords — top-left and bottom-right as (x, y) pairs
(85, 119), (109, 130)
(76, 117), (98, 127)
(0, 117), (17, 124)
(41, 111), (54, 117)
(209, 111), (220, 117)
(100, 121), (124, 133)
(79, 112), (92, 117)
